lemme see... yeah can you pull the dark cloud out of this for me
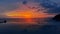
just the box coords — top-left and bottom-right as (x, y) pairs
(26, 0), (60, 14)
(48, 7), (60, 13)
(39, 0), (60, 14)
(22, 1), (27, 4)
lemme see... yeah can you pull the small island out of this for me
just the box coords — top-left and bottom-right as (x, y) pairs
(0, 19), (7, 23)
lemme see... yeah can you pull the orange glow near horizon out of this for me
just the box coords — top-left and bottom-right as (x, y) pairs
(5, 9), (54, 18)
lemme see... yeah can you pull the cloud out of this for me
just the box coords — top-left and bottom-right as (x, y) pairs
(0, 0), (60, 18)
(22, 1), (28, 4)
(0, 0), (60, 13)
(38, 0), (60, 14)
(0, 0), (21, 13)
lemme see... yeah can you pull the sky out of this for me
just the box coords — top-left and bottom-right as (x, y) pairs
(0, 0), (60, 18)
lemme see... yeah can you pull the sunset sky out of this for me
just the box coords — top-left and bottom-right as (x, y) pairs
(0, 0), (60, 18)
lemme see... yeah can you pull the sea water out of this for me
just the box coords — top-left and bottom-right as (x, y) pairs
(0, 18), (60, 34)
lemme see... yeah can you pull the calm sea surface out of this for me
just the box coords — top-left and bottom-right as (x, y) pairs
(0, 18), (60, 34)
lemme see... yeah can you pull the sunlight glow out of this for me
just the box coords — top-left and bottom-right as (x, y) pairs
(6, 11), (49, 18)
(5, 8), (54, 18)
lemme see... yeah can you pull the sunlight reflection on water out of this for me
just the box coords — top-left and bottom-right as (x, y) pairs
(6, 18), (48, 25)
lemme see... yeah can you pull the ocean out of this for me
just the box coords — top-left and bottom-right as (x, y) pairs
(0, 18), (60, 34)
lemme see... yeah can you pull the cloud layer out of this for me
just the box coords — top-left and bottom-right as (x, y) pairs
(0, 0), (60, 18)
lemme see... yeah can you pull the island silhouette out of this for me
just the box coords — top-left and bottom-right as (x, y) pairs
(53, 14), (60, 21)
(0, 19), (7, 23)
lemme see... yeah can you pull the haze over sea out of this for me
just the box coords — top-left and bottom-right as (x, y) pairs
(0, 17), (60, 34)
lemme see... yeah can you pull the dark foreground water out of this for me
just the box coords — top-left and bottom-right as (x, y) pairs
(0, 18), (60, 34)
